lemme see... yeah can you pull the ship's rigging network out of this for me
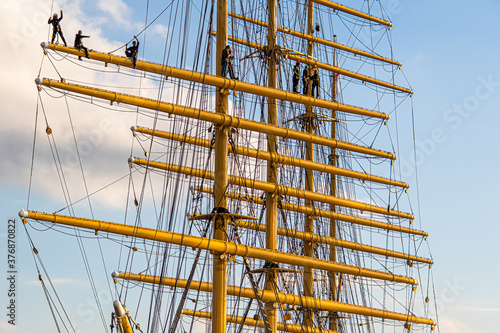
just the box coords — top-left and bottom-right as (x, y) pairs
(24, 1), (438, 333)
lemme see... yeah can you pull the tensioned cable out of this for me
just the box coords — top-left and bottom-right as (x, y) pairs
(108, 0), (176, 54)
(39, 86), (110, 333)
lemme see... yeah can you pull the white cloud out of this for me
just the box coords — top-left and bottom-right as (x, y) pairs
(97, 0), (132, 26)
(150, 23), (169, 39)
(0, 0), (163, 210)
(438, 316), (475, 333)
(461, 306), (500, 313)
(0, 322), (25, 333)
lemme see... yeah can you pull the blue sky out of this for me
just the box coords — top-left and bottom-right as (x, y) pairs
(1, 0), (500, 332)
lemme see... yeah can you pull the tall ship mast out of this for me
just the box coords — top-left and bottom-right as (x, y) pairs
(21, 0), (438, 332)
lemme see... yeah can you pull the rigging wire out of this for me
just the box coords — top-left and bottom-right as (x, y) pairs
(107, 0), (177, 54)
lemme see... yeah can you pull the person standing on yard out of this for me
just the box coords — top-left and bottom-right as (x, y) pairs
(48, 10), (67, 46)
(293, 61), (300, 93)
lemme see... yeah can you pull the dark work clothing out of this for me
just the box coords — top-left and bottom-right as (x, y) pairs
(74, 33), (89, 46)
(311, 73), (320, 98)
(125, 41), (139, 68)
(221, 48), (229, 65)
(292, 64), (300, 93)
(48, 13), (67, 46)
(221, 47), (230, 77)
(227, 55), (236, 79)
(221, 47), (237, 79)
(302, 68), (310, 95)
(74, 33), (89, 59)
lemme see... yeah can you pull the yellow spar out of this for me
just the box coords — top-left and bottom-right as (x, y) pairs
(228, 219), (433, 264)
(193, 186), (428, 236)
(36, 77), (396, 160)
(228, 12), (400, 66)
(112, 272), (435, 326)
(217, 33), (412, 94)
(311, 0), (393, 27)
(130, 157), (414, 220)
(41, 42), (390, 119)
(182, 310), (339, 333)
(132, 126), (408, 188)
(19, 210), (418, 285)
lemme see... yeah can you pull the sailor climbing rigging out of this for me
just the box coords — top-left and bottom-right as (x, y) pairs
(311, 68), (320, 98)
(125, 36), (140, 69)
(302, 65), (310, 95)
(221, 45), (238, 80)
(293, 61), (300, 93)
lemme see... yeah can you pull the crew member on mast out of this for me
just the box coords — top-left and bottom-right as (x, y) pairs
(292, 61), (300, 93)
(221, 45), (238, 80)
(125, 36), (140, 69)
(302, 65), (310, 95)
(311, 68), (320, 98)
(74, 30), (90, 61)
(48, 10), (67, 46)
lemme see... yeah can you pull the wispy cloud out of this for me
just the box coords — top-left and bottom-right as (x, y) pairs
(438, 316), (475, 333)
(150, 23), (169, 39)
(0, 322), (25, 333)
(97, 0), (132, 26)
(461, 306), (500, 312)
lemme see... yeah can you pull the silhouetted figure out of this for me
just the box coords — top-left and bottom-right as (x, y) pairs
(302, 65), (310, 95)
(74, 30), (90, 60)
(48, 10), (67, 46)
(311, 68), (320, 98)
(125, 36), (140, 69)
(221, 45), (238, 80)
(292, 61), (300, 93)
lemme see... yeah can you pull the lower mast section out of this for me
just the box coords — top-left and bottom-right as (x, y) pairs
(213, 0), (229, 332)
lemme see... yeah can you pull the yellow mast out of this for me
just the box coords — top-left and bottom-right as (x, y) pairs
(26, 1), (438, 331)
(266, 0), (278, 332)
(329, 35), (338, 332)
(212, 0), (228, 331)
(303, 2), (315, 330)
(112, 300), (134, 333)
